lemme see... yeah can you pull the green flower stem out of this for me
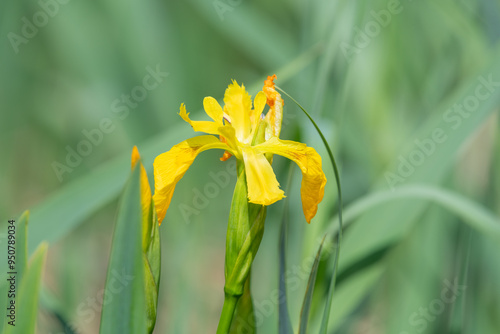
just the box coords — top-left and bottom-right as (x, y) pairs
(217, 162), (266, 332)
(217, 294), (240, 334)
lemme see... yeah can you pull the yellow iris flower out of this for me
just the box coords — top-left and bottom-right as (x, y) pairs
(153, 75), (326, 224)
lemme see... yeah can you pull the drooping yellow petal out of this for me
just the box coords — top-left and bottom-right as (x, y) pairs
(179, 103), (220, 134)
(242, 147), (285, 206)
(203, 96), (224, 123)
(263, 74), (284, 140)
(224, 80), (252, 143)
(131, 146), (155, 246)
(254, 137), (326, 223)
(153, 135), (236, 224)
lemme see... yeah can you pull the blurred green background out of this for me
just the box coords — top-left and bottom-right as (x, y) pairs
(1, 0), (500, 333)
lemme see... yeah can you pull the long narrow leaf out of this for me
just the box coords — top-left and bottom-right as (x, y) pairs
(298, 236), (326, 334)
(99, 166), (148, 334)
(277, 86), (344, 333)
(326, 185), (500, 241)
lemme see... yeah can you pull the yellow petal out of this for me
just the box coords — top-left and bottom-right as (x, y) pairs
(254, 138), (326, 223)
(252, 91), (267, 127)
(179, 103), (220, 134)
(131, 146), (155, 244)
(153, 135), (235, 224)
(242, 147), (284, 206)
(224, 80), (252, 143)
(203, 96), (224, 123)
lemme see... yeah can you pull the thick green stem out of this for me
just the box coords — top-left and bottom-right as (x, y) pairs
(217, 294), (240, 334)
(218, 162), (266, 332)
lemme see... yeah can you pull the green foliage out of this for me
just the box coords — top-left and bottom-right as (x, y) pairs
(99, 165), (161, 334)
(2, 0), (500, 333)
(298, 236), (325, 334)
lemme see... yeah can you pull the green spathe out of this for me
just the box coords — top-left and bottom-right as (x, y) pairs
(217, 162), (266, 334)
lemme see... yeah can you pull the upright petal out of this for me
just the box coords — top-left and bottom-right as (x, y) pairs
(242, 147), (285, 206)
(254, 138), (326, 223)
(179, 103), (220, 134)
(203, 97), (224, 123)
(224, 80), (252, 143)
(153, 135), (236, 224)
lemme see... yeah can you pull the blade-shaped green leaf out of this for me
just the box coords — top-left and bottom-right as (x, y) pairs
(298, 236), (325, 334)
(448, 229), (472, 332)
(277, 86), (344, 333)
(6, 242), (48, 334)
(99, 166), (148, 334)
(327, 185), (500, 241)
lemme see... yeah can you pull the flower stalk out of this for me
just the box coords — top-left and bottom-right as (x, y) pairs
(150, 75), (328, 333)
(217, 162), (266, 333)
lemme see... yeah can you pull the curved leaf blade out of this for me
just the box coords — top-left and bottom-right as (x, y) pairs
(298, 236), (325, 334)
(276, 86), (344, 334)
(99, 166), (148, 334)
